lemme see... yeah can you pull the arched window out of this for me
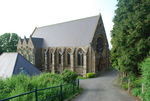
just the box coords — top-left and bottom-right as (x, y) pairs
(77, 50), (84, 66)
(46, 50), (49, 67)
(50, 53), (52, 64)
(96, 38), (104, 53)
(67, 52), (71, 65)
(28, 54), (31, 62)
(24, 54), (27, 59)
(58, 53), (61, 64)
(31, 54), (35, 64)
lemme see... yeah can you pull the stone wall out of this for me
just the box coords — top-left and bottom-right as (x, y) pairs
(41, 47), (90, 75)
(17, 36), (110, 76)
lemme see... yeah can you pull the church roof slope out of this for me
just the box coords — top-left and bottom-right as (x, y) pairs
(0, 53), (17, 78)
(32, 15), (100, 47)
(0, 53), (41, 78)
(31, 37), (44, 48)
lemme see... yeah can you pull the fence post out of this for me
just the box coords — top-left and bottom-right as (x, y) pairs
(73, 82), (75, 94)
(35, 87), (38, 101)
(60, 84), (63, 101)
(142, 83), (144, 93)
(141, 83), (144, 101)
(128, 79), (130, 92)
(77, 79), (79, 90)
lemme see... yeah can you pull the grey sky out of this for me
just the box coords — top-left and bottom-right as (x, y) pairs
(0, 0), (117, 48)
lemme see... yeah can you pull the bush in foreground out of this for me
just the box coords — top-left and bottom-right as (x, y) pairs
(140, 57), (150, 101)
(0, 71), (78, 101)
(61, 69), (78, 83)
(119, 57), (150, 101)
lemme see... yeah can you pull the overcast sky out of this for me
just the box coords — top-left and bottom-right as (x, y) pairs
(0, 0), (117, 48)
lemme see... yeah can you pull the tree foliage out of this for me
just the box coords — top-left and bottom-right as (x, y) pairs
(0, 33), (19, 54)
(111, 0), (150, 75)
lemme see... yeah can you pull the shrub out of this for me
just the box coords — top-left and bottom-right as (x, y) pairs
(122, 76), (128, 83)
(86, 73), (96, 78)
(131, 88), (141, 97)
(61, 69), (78, 83)
(31, 73), (63, 88)
(140, 57), (150, 101)
(0, 72), (79, 101)
(132, 79), (142, 88)
(125, 74), (142, 89)
(121, 82), (128, 90)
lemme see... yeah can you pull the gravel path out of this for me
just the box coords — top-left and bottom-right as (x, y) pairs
(72, 70), (136, 101)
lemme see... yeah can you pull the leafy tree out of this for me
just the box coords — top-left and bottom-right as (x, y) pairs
(111, 0), (150, 76)
(0, 33), (19, 54)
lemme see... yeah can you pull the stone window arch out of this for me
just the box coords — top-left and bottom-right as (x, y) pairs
(50, 53), (53, 64)
(26, 49), (30, 61)
(29, 54), (34, 64)
(47, 50), (49, 67)
(77, 49), (84, 66)
(66, 48), (71, 66)
(28, 54), (31, 62)
(96, 37), (104, 53)
(58, 52), (62, 65)
(20, 49), (23, 55)
(67, 52), (71, 65)
(44, 49), (49, 70)
(24, 54), (27, 59)
(49, 49), (54, 65)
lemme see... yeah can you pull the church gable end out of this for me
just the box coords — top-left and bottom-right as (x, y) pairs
(90, 14), (110, 72)
(91, 14), (109, 51)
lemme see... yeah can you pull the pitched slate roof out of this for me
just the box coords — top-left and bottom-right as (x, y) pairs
(31, 37), (44, 48)
(32, 15), (100, 47)
(0, 53), (41, 78)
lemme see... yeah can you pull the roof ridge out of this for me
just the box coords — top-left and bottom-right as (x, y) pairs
(10, 53), (19, 75)
(31, 37), (43, 39)
(89, 14), (101, 44)
(37, 15), (99, 29)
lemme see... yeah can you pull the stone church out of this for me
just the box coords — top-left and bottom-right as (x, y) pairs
(17, 14), (110, 76)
